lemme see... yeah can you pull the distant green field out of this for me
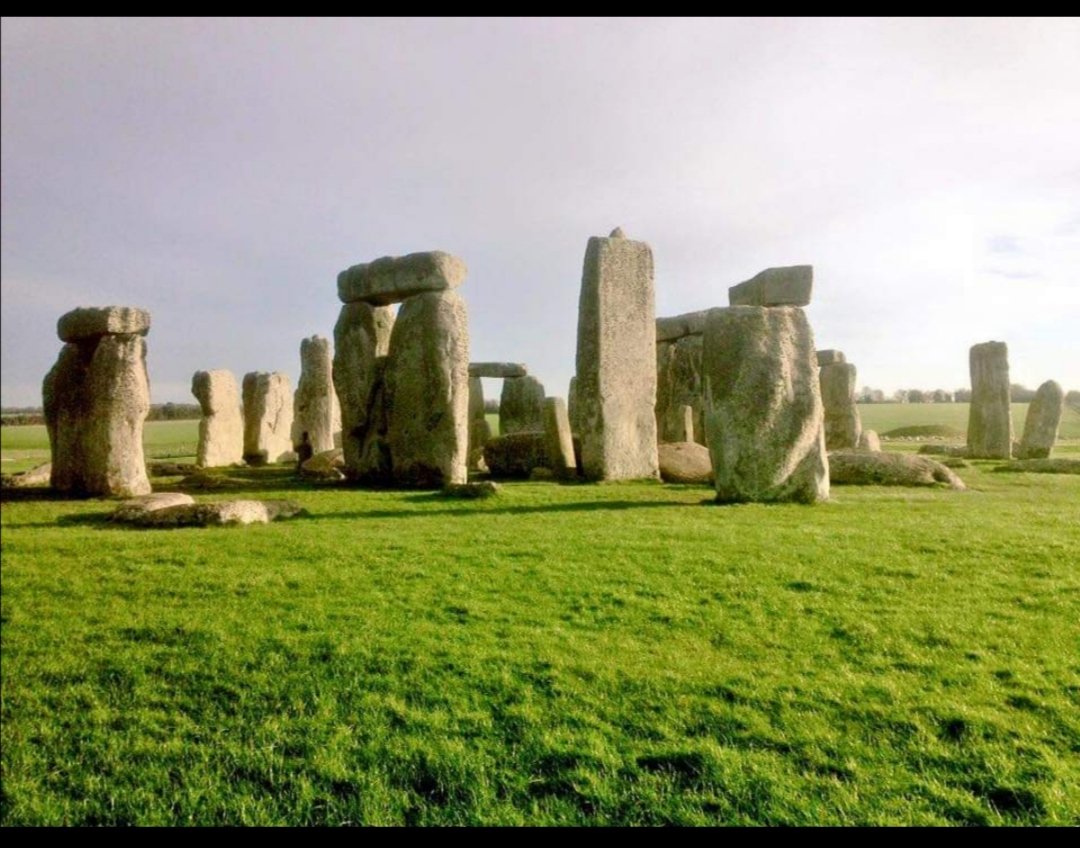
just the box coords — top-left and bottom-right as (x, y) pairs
(859, 402), (1080, 440)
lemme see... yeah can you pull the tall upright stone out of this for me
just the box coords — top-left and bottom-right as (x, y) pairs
(292, 335), (340, 454)
(656, 334), (706, 446)
(567, 376), (580, 434)
(384, 290), (470, 486)
(500, 375), (546, 435)
(820, 361), (862, 450)
(333, 302), (395, 481)
(191, 369), (243, 467)
(468, 376), (491, 471)
(574, 228), (659, 481)
(543, 397), (577, 478)
(1016, 379), (1064, 460)
(43, 306), (151, 497)
(967, 341), (1012, 459)
(702, 305), (828, 503)
(242, 372), (294, 465)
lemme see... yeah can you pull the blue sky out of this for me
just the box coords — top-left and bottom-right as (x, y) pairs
(3, 18), (1078, 407)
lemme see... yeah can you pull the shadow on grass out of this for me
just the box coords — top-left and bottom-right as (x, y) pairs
(305, 498), (706, 521)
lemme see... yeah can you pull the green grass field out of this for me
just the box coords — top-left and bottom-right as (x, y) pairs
(2, 407), (1078, 825)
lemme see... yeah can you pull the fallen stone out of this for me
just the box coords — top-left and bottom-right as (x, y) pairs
(301, 448), (344, 475)
(816, 349), (845, 366)
(967, 341), (1012, 459)
(575, 230), (658, 481)
(917, 444), (970, 458)
(442, 481), (500, 498)
(468, 362), (527, 379)
(57, 306), (150, 342)
(338, 251), (467, 305)
(111, 492), (195, 522)
(121, 499), (305, 527)
(828, 450), (965, 490)
(148, 462), (197, 477)
(658, 441), (713, 484)
(703, 306), (828, 503)
(0, 462), (52, 488)
(1016, 380), (1064, 460)
(192, 369), (244, 468)
(728, 266), (813, 307)
(483, 432), (549, 478)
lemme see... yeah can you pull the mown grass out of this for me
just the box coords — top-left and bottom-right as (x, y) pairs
(2, 457), (1078, 825)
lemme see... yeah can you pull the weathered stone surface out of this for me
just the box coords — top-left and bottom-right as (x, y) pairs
(148, 462), (196, 477)
(918, 444), (970, 458)
(857, 429), (882, 452)
(333, 302), (396, 482)
(469, 362), (527, 379)
(57, 306), (150, 342)
(702, 306), (828, 504)
(729, 266), (813, 307)
(338, 251), (466, 305)
(385, 290), (469, 487)
(44, 331), (151, 497)
(993, 458), (1080, 475)
(816, 349), (845, 366)
(967, 341), (1012, 459)
(483, 432), (549, 478)
(301, 448), (345, 475)
(292, 335), (340, 455)
(1016, 380), (1064, 460)
(468, 377), (491, 471)
(1, 462), (52, 489)
(242, 372), (294, 465)
(656, 335), (706, 447)
(575, 232), (659, 481)
(543, 397), (577, 478)
(656, 310), (710, 343)
(111, 492), (195, 522)
(828, 450), (965, 490)
(568, 376), (580, 434)
(120, 499), (305, 527)
(820, 362), (862, 450)
(192, 369), (243, 468)
(658, 441), (713, 484)
(500, 375), (546, 435)
(609, 226), (626, 238)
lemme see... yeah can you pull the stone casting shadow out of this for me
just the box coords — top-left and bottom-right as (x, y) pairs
(307, 498), (682, 522)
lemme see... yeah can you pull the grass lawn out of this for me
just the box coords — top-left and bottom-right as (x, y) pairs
(1, 411), (1078, 824)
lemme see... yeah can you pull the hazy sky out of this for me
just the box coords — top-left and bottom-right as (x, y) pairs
(3, 17), (1078, 407)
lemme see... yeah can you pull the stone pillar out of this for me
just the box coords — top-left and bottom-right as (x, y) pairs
(543, 397), (577, 478)
(192, 369), (243, 467)
(242, 372), (294, 465)
(574, 227), (658, 481)
(500, 375), (546, 435)
(43, 306), (151, 497)
(1016, 379), (1063, 459)
(820, 360), (862, 450)
(703, 305), (828, 504)
(468, 376), (491, 471)
(967, 341), (1012, 459)
(293, 335), (340, 455)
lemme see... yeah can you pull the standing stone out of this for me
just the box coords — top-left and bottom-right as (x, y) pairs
(384, 290), (470, 486)
(568, 376), (580, 434)
(543, 397), (577, 478)
(242, 372), (294, 465)
(333, 302), (395, 481)
(292, 335), (340, 455)
(674, 404), (695, 443)
(656, 334), (706, 447)
(500, 375), (546, 435)
(468, 376), (491, 471)
(967, 341), (1012, 459)
(702, 305), (829, 503)
(857, 429), (882, 453)
(816, 349), (845, 366)
(820, 361), (862, 450)
(191, 369), (243, 467)
(1016, 380), (1064, 459)
(43, 307), (151, 497)
(574, 229), (659, 481)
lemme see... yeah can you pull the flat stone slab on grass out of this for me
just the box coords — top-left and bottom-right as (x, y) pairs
(993, 458), (1080, 475)
(111, 492), (196, 522)
(728, 266), (813, 307)
(338, 251), (467, 305)
(829, 450), (965, 490)
(57, 306), (151, 342)
(1, 462), (52, 489)
(469, 362), (527, 379)
(118, 499), (306, 527)
(918, 444), (971, 458)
